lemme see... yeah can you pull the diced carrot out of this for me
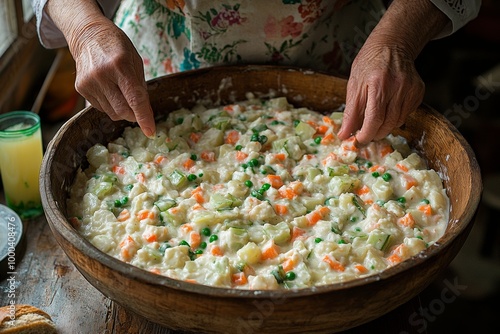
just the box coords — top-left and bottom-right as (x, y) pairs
(364, 199), (374, 205)
(183, 158), (195, 170)
(119, 235), (134, 248)
(306, 206), (330, 226)
(316, 125), (329, 135)
(191, 187), (205, 204)
(150, 268), (161, 275)
(349, 164), (359, 172)
(201, 151), (216, 162)
(181, 224), (193, 234)
(261, 240), (280, 260)
(189, 132), (202, 143)
(223, 105), (235, 112)
(120, 249), (131, 261)
(137, 210), (154, 221)
(418, 204), (432, 216)
(307, 120), (318, 129)
(322, 152), (338, 166)
(342, 136), (358, 151)
(355, 185), (371, 196)
(192, 203), (204, 210)
(185, 279), (197, 284)
(232, 272), (248, 286)
(358, 147), (371, 160)
(322, 116), (337, 128)
(143, 232), (158, 243)
(278, 187), (296, 200)
(274, 204), (288, 215)
(398, 212), (415, 228)
(281, 258), (296, 272)
(135, 172), (146, 183)
(169, 207), (180, 215)
(211, 245), (224, 256)
(403, 174), (418, 190)
(355, 264), (368, 274)
(395, 163), (409, 172)
(323, 255), (345, 272)
(267, 175), (283, 189)
(274, 153), (286, 161)
(289, 181), (304, 194)
(189, 231), (201, 249)
(291, 226), (306, 241)
(225, 130), (240, 145)
(320, 133), (335, 145)
(387, 253), (402, 265)
(117, 209), (130, 222)
(112, 165), (126, 175)
(236, 151), (248, 162)
(379, 143), (394, 158)
(154, 155), (167, 165)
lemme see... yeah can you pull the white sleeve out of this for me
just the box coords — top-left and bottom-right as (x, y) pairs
(429, 0), (482, 38)
(33, 0), (121, 49)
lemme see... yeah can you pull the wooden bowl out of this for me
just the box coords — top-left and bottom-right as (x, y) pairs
(40, 65), (482, 333)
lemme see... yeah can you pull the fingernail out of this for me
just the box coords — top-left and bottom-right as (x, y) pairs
(144, 127), (155, 138)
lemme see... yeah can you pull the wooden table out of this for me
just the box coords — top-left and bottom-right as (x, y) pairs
(0, 193), (429, 334)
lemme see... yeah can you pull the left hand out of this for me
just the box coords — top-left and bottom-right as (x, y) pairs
(338, 40), (425, 144)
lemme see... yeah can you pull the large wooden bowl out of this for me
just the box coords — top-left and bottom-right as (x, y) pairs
(40, 65), (482, 333)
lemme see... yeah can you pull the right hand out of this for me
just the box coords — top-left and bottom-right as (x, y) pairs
(68, 19), (156, 137)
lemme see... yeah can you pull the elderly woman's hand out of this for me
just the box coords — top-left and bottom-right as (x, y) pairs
(338, 39), (425, 144)
(337, 0), (449, 145)
(47, 0), (156, 137)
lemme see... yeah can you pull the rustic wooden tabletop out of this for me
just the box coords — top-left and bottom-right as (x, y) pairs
(0, 191), (427, 334)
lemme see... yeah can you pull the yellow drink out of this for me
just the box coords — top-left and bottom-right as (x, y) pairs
(0, 112), (44, 218)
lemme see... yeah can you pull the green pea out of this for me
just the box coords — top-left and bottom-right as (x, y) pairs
(235, 145), (243, 151)
(382, 173), (392, 182)
(261, 183), (271, 191)
(179, 240), (190, 247)
(314, 238), (323, 243)
(372, 172), (380, 178)
(314, 137), (322, 144)
(209, 235), (218, 243)
(199, 242), (207, 249)
(248, 158), (259, 167)
(201, 227), (211, 236)
(285, 271), (296, 281)
(397, 197), (406, 204)
(244, 180), (253, 187)
(190, 154), (197, 161)
(187, 174), (197, 181)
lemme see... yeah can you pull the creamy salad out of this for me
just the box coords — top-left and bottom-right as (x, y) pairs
(67, 96), (449, 290)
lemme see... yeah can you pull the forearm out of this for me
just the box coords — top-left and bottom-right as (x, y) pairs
(46, 0), (112, 55)
(367, 0), (450, 60)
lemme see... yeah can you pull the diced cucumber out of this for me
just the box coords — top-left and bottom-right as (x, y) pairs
(168, 170), (187, 189)
(93, 182), (113, 199)
(307, 168), (322, 181)
(295, 121), (316, 141)
(197, 128), (224, 148)
(328, 165), (349, 177)
(154, 198), (177, 211)
(268, 97), (290, 110)
(221, 227), (249, 251)
(263, 222), (291, 245)
(330, 112), (344, 122)
(367, 231), (392, 251)
(210, 193), (242, 211)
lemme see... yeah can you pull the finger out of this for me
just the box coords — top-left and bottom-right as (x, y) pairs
(373, 97), (400, 141)
(355, 85), (387, 145)
(338, 80), (366, 140)
(107, 83), (137, 123)
(121, 81), (156, 137)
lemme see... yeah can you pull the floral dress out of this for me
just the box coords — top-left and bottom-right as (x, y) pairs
(114, 0), (386, 80)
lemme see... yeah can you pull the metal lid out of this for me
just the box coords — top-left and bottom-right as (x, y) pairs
(0, 204), (26, 281)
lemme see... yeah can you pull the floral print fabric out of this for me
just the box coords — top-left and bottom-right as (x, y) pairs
(114, 0), (386, 80)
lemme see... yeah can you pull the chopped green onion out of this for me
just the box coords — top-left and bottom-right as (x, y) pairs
(114, 196), (129, 208)
(338, 239), (347, 244)
(293, 120), (300, 127)
(421, 198), (430, 204)
(251, 190), (264, 200)
(159, 242), (171, 254)
(179, 240), (190, 247)
(194, 249), (203, 255)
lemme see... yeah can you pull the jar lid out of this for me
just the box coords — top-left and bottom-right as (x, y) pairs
(0, 204), (26, 280)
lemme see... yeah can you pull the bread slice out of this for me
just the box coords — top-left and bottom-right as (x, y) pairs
(0, 305), (57, 334)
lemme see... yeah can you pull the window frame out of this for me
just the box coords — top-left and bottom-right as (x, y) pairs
(0, 1), (57, 114)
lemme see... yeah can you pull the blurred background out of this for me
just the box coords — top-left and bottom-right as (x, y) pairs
(1, 1), (499, 333)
